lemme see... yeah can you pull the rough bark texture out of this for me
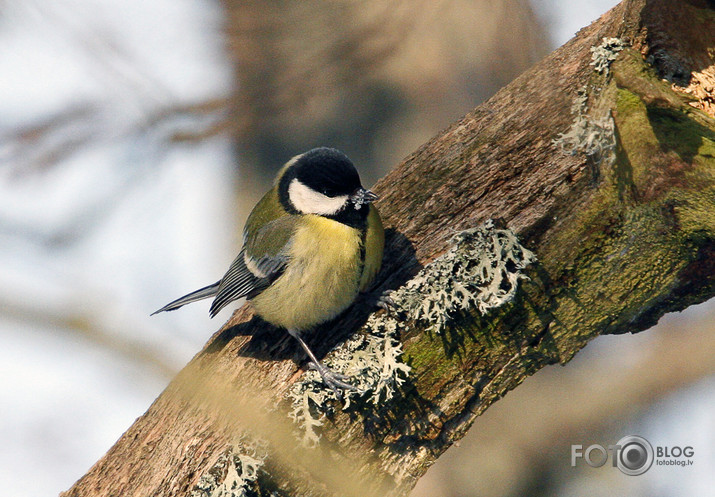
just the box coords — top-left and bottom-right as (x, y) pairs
(63, 1), (715, 496)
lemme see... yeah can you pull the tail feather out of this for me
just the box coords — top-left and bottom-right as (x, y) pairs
(151, 281), (220, 315)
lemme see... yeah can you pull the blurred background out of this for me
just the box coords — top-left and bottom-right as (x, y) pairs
(0, 1), (711, 496)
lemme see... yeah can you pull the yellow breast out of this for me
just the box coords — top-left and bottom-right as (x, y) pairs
(250, 215), (363, 331)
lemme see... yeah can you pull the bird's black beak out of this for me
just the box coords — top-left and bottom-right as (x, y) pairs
(350, 188), (378, 209)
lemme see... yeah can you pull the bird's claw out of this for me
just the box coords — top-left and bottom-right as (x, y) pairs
(376, 290), (395, 310)
(308, 361), (358, 399)
(375, 290), (405, 319)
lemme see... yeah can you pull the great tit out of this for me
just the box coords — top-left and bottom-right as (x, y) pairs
(153, 147), (384, 393)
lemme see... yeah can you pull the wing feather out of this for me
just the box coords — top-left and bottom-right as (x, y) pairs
(359, 204), (384, 292)
(209, 215), (297, 317)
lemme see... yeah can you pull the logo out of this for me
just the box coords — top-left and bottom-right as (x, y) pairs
(571, 435), (693, 475)
(614, 435), (654, 475)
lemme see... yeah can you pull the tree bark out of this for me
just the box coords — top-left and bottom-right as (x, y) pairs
(63, 1), (715, 496)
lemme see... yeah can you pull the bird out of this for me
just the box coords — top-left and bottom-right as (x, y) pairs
(153, 147), (384, 394)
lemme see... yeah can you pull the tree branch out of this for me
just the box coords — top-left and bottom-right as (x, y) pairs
(62, 1), (715, 496)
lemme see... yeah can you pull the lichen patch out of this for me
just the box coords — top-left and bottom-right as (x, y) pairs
(191, 442), (267, 497)
(590, 37), (626, 76)
(388, 219), (537, 334)
(553, 86), (617, 167)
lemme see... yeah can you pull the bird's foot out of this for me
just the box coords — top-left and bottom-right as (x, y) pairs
(372, 289), (405, 319)
(287, 328), (360, 399)
(308, 361), (358, 399)
(375, 289), (396, 311)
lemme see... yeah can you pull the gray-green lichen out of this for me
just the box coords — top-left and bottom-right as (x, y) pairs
(590, 37), (625, 76)
(191, 440), (267, 497)
(287, 220), (535, 445)
(553, 86), (617, 166)
(389, 219), (537, 333)
(554, 37), (626, 165)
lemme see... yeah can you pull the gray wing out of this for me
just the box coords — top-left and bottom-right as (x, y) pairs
(209, 216), (296, 317)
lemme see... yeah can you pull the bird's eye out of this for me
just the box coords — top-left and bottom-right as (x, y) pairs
(321, 188), (336, 197)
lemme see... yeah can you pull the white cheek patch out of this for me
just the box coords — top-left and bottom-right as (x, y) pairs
(288, 179), (348, 215)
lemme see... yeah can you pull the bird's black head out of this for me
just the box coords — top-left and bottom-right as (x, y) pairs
(278, 147), (376, 228)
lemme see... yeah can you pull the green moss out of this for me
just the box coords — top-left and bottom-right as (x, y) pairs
(612, 54), (715, 242)
(614, 89), (659, 184)
(647, 105), (715, 163)
(540, 59), (715, 348)
(699, 136), (715, 159)
(671, 190), (715, 242)
(612, 49), (685, 107)
(615, 87), (645, 114)
(405, 338), (450, 374)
